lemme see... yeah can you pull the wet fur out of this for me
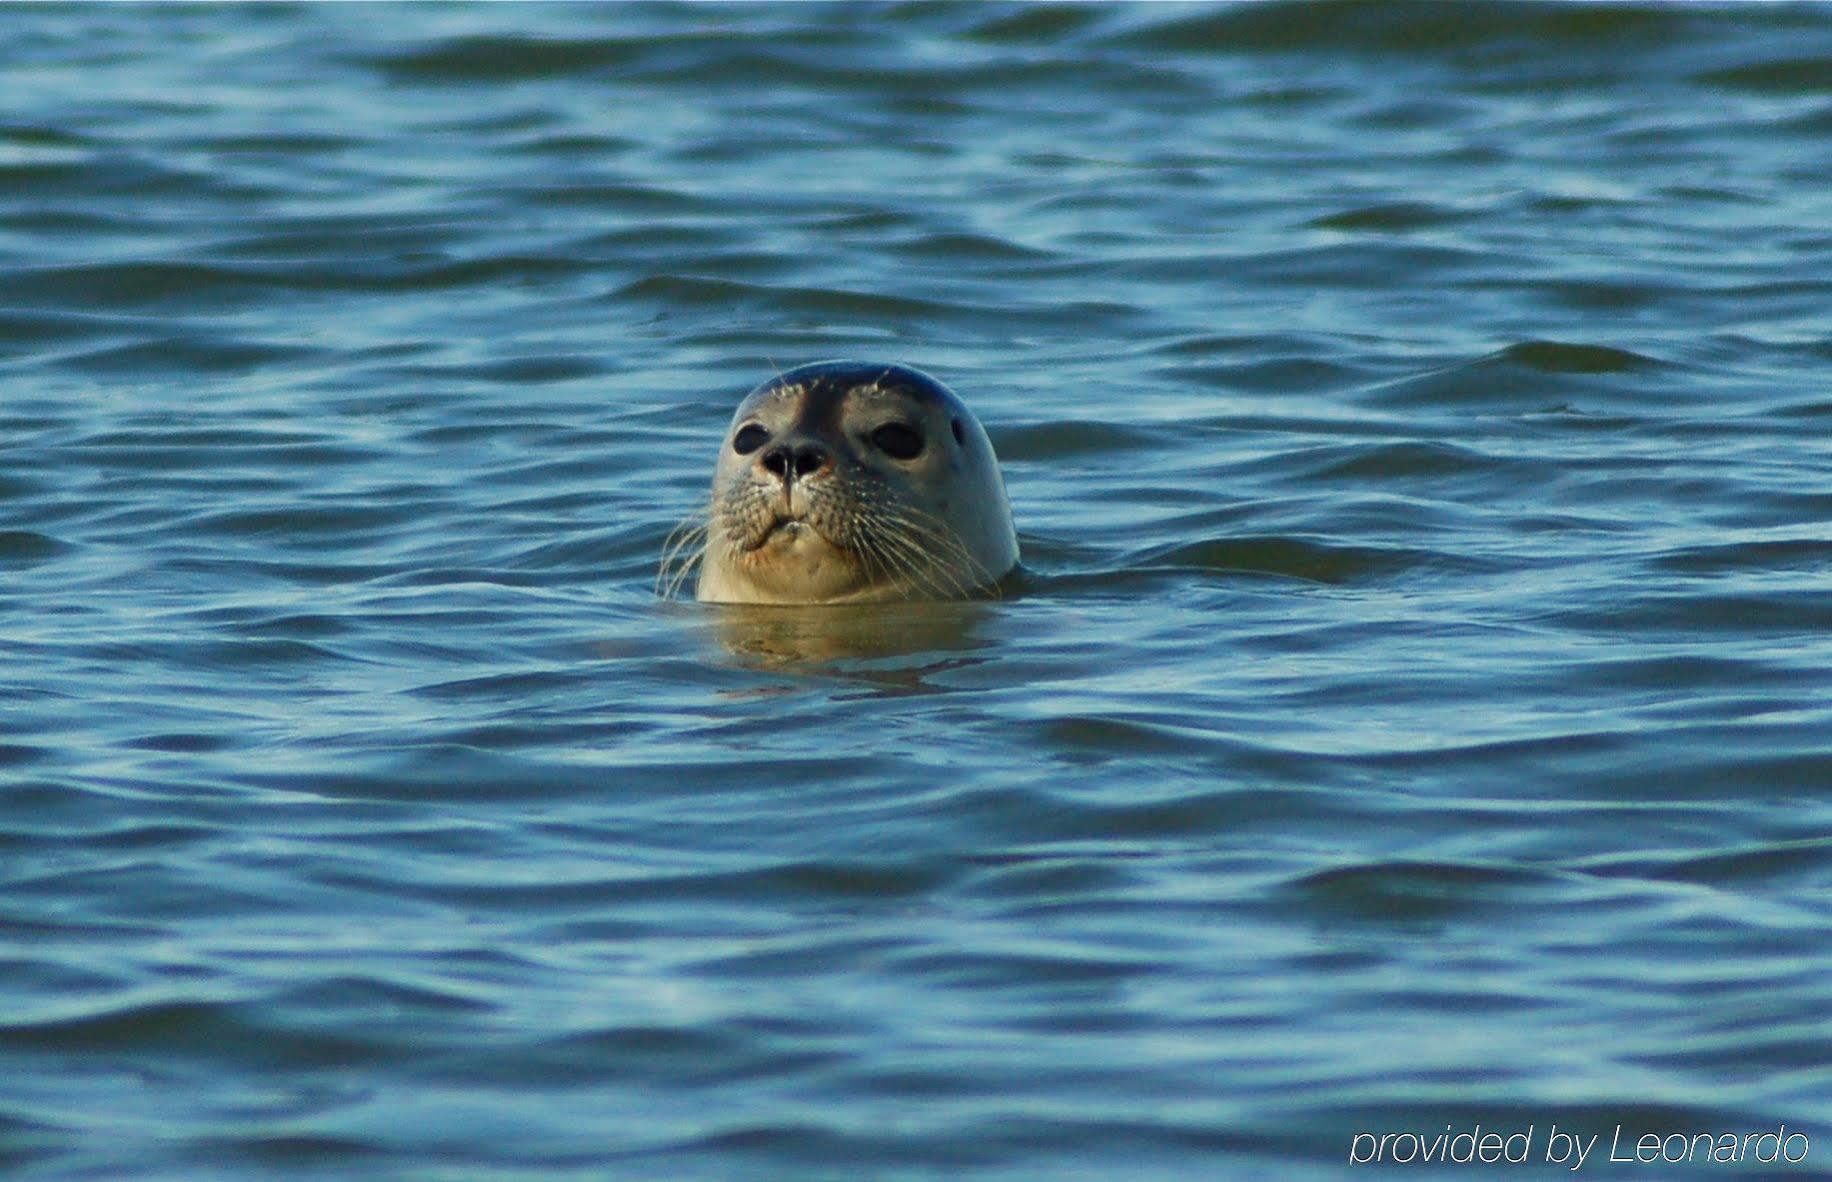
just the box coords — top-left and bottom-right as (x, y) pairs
(660, 362), (1016, 604)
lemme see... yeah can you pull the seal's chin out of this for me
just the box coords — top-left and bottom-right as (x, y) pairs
(728, 516), (873, 603)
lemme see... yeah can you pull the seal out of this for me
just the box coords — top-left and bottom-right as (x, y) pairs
(661, 361), (1019, 604)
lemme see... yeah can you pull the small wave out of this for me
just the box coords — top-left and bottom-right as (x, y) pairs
(1648, 538), (1832, 576)
(189, 503), (420, 539)
(889, 231), (1055, 262)
(1306, 202), (1474, 233)
(123, 733), (234, 754)
(1301, 440), (1500, 482)
(364, 34), (649, 81)
(614, 274), (950, 319)
(994, 420), (1169, 461)
(187, 1133), (385, 1169)
(611, 273), (1141, 336)
(1697, 57), (1832, 94)
(1112, 2), (1697, 56)
(1157, 357), (1369, 393)
(0, 530), (70, 563)
(11, 254), (598, 310)
(0, 123), (95, 149)
(513, 181), (721, 214)
(411, 670), (587, 701)
(1132, 535), (1443, 584)
(58, 337), (320, 375)
(1363, 340), (1663, 410)
(963, 5), (1108, 44)
(0, 742), (49, 768)
(188, 639), (352, 669)
(1292, 860), (1571, 921)
(397, 354), (606, 384)
(0, 998), (388, 1068)
(1221, 241), (1496, 290)
(1552, 588), (1832, 636)
(1496, 340), (1658, 374)
(6, 261), (275, 309)
(0, 308), (161, 345)
(1581, 837), (1832, 889)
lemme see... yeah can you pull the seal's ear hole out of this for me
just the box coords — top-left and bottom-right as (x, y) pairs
(951, 418), (965, 446)
(733, 423), (770, 455)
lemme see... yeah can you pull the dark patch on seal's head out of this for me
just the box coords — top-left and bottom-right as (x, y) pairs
(739, 360), (965, 439)
(685, 358), (1018, 604)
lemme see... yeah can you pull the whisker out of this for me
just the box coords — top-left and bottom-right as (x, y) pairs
(664, 531), (710, 600)
(872, 504), (993, 599)
(848, 501), (931, 599)
(849, 496), (930, 598)
(657, 508), (712, 600)
(877, 527), (944, 599)
(871, 514), (967, 601)
(874, 496), (970, 594)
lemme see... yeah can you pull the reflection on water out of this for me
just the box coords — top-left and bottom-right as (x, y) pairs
(703, 599), (999, 671)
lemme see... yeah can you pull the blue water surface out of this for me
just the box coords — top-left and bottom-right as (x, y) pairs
(2, 4), (1829, 1180)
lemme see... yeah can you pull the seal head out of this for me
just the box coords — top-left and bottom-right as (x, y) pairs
(684, 361), (1018, 604)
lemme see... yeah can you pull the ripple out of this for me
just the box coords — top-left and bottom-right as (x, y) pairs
(1647, 538), (1832, 576)
(995, 420), (1170, 461)
(5, 261), (275, 309)
(0, 531), (70, 563)
(1113, 2), (1693, 55)
(1306, 202), (1473, 232)
(58, 337), (320, 375)
(191, 504), (420, 539)
(524, 1022), (792, 1087)
(612, 274), (983, 325)
(364, 34), (651, 81)
(1698, 57), (1832, 94)
(890, 231), (1055, 262)
(0, 998), (396, 1068)
(399, 354), (606, 383)
(5, 6), (1831, 1180)
(1365, 342), (1665, 410)
(1582, 837), (1832, 889)
(1132, 536), (1447, 584)
(123, 732), (235, 754)
(1301, 440), (1501, 482)
(0, 742), (50, 768)
(1292, 861), (1572, 922)
(187, 1133), (386, 1170)
(1554, 589), (1832, 636)
(964, 5), (1110, 44)
(1495, 340), (1659, 374)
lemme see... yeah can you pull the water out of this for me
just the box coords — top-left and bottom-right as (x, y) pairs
(3, 4), (1829, 1179)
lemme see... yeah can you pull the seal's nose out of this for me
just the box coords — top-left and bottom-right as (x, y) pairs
(760, 443), (828, 482)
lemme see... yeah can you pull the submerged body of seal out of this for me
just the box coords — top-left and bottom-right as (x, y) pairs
(663, 361), (1018, 604)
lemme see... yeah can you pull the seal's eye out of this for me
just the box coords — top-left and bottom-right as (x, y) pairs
(871, 423), (924, 460)
(732, 423), (770, 455)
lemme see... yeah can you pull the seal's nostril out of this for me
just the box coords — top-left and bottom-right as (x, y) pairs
(761, 443), (824, 482)
(695, 362), (1017, 604)
(793, 444), (827, 477)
